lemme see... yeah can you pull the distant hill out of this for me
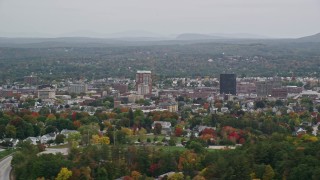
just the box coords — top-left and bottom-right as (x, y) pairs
(209, 33), (270, 39)
(296, 33), (320, 42)
(0, 37), (128, 48)
(176, 33), (222, 40)
(176, 33), (272, 41)
(2, 32), (320, 48)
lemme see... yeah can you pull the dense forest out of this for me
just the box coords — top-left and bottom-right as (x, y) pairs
(0, 40), (320, 83)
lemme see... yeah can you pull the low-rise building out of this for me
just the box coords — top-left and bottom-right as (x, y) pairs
(159, 102), (178, 112)
(38, 88), (56, 99)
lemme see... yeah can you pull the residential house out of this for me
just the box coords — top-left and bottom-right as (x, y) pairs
(41, 133), (56, 143)
(1, 138), (20, 147)
(152, 121), (172, 135)
(25, 137), (40, 145)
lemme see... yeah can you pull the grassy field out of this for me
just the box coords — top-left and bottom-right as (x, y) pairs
(156, 146), (187, 152)
(131, 134), (189, 144)
(0, 149), (15, 160)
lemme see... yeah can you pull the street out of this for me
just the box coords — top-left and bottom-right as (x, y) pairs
(38, 148), (68, 156)
(0, 156), (12, 180)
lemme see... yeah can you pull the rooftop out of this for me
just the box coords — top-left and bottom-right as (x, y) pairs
(137, 70), (151, 74)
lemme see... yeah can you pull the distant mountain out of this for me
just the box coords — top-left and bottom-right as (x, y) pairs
(0, 37), (127, 48)
(0, 37), (187, 48)
(60, 30), (166, 39)
(176, 33), (222, 40)
(59, 31), (109, 38)
(0, 30), (167, 39)
(107, 30), (163, 38)
(209, 33), (270, 39)
(0, 30), (273, 41)
(176, 33), (271, 40)
(296, 33), (320, 42)
(0, 31), (54, 38)
(3, 32), (320, 48)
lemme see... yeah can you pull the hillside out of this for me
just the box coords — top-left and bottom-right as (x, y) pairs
(297, 33), (320, 42)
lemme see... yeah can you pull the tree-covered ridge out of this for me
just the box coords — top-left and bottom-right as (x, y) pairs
(1, 41), (320, 83)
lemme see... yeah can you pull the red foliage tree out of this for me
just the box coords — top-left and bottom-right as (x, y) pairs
(72, 112), (77, 121)
(123, 176), (133, 180)
(239, 138), (246, 144)
(37, 144), (46, 152)
(200, 128), (216, 137)
(228, 131), (240, 143)
(175, 126), (183, 137)
(73, 120), (81, 128)
(203, 103), (210, 110)
(149, 163), (158, 175)
(31, 112), (39, 118)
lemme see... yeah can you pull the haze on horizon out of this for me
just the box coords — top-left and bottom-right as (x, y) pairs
(0, 0), (319, 38)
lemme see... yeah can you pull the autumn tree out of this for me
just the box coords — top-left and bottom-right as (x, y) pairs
(47, 113), (57, 121)
(91, 134), (110, 145)
(137, 127), (147, 142)
(178, 150), (199, 177)
(175, 125), (183, 137)
(168, 173), (184, 180)
(56, 167), (72, 180)
(131, 171), (142, 180)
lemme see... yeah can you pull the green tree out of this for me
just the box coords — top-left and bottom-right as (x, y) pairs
(0, 125), (5, 138)
(154, 123), (162, 135)
(66, 132), (81, 149)
(31, 154), (72, 179)
(168, 138), (177, 146)
(255, 100), (266, 109)
(5, 124), (16, 138)
(55, 134), (66, 144)
(262, 165), (275, 180)
(186, 141), (205, 153)
(128, 108), (134, 127)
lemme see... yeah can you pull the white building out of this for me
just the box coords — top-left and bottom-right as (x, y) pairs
(68, 84), (88, 94)
(152, 121), (172, 129)
(25, 137), (40, 145)
(40, 133), (56, 143)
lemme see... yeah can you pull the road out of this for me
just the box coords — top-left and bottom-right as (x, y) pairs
(0, 155), (12, 180)
(39, 148), (68, 156)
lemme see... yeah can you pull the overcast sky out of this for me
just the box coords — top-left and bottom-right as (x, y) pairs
(0, 0), (319, 38)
